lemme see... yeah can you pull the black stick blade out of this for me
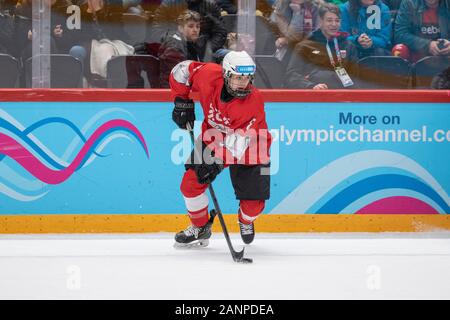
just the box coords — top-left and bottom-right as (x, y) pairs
(232, 248), (253, 263)
(238, 258), (253, 264)
(232, 248), (245, 261)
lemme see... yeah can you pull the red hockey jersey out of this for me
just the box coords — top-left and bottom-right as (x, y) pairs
(169, 61), (271, 165)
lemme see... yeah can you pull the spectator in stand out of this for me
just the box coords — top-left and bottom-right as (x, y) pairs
(0, 0), (16, 56)
(257, 0), (277, 18)
(284, 3), (359, 89)
(50, 0), (77, 55)
(70, 0), (128, 44)
(217, 0), (276, 17)
(69, 0), (133, 86)
(271, 0), (322, 66)
(394, 0), (449, 62)
(123, 0), (162, 14)
(151, 0), (227, 60)
(158, 10), (202, 87)
(15, 0), (33, 62)
(340, 0), (392, 58)
(216, 0), (237, 14)
(15, 1), (75, 60)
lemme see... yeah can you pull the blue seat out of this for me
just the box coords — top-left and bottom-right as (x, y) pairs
(107, 55), (160, 88)
(25, 54), (83, 88)
(357, 56), (411, 89)
(253, 55), (285, 89)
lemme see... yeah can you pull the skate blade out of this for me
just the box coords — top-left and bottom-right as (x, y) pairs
(173, 239), (210, 249)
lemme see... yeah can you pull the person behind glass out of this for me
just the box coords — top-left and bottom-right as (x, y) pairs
(122, 0), (162, 14)
(217, 0), (276, 17)
(15, 0), (83, 62)
(0, 0), (16, 57)
(151, 0), (227, 61)
(394, 0), (449, 62)
(71, 0), (128, 42)
(339, 0), (392, 58)
(284, 3), (358, 89)
(50, 0), (77, 55)
(69, 0), (133, 85)
(15, 1), (76, 62)
(215, 0), (237, 14)
(271, 0), (322, 66)
(158, 10), (202, 87)
(14, 0), (33, 62)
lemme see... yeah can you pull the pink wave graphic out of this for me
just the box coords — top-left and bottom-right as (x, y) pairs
(356, 196), (439, 214)
(0, 119), (149, 185)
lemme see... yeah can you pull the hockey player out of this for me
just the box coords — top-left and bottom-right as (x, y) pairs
(170, 50), (271, 247)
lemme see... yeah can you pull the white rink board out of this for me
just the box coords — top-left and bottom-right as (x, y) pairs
(0, 233), (449, 300)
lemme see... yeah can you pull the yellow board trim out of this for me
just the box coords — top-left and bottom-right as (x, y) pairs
(0, 214), (449, 233)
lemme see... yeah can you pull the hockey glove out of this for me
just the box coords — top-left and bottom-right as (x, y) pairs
(172, 97), (195, 130)
(194, 162), (224, 185)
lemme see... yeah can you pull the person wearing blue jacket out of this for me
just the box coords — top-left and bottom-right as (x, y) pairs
(339, 0), (392, 58)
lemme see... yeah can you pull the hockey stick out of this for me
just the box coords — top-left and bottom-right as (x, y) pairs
(186, 124), (253, 264)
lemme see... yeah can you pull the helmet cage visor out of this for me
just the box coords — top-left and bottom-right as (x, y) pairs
(223, 65), (255, 98)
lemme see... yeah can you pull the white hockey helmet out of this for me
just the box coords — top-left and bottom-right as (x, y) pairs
(222, 50), (256, 98)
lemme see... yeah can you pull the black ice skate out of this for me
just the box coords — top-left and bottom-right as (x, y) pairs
(239, 220), (255, 244)
(174, 212), (216, 249)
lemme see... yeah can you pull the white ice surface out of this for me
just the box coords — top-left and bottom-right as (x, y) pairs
(0, 233), (449, 300)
